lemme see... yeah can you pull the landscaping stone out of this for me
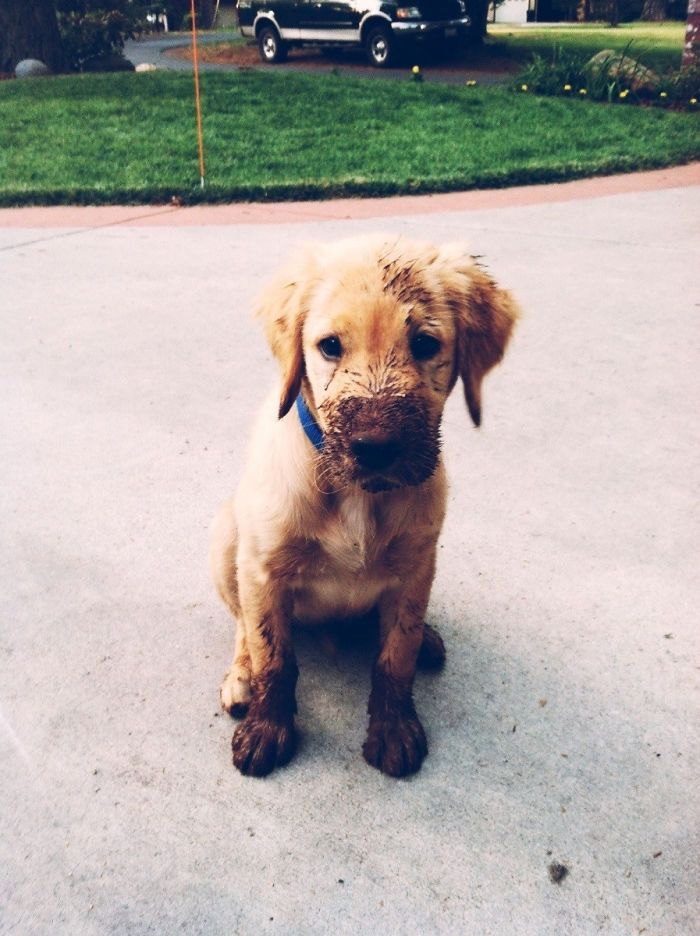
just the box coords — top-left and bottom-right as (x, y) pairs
(586, 49), (660, 93)
(15, 59), (50, 78)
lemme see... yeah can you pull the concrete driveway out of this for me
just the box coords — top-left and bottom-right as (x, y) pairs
(1, 169), (699, 935)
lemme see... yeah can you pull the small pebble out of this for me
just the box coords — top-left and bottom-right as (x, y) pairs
(548, 862), (569, 884)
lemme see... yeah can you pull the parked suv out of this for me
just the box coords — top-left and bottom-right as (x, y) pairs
(236, 0), (472, 68)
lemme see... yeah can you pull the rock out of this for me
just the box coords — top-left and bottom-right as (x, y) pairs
(15, 59), (50, 78)
(82, 54), (135, 73)
(135, 63), (158, 73)
(586, 49), (660, 94)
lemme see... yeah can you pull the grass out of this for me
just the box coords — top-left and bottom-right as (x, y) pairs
(0, 70), (697, 205)
(488, 21), (686, 73)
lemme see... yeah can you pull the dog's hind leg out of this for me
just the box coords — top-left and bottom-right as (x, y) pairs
(417, 623), (446, 670)
(210, 501), (252, 718)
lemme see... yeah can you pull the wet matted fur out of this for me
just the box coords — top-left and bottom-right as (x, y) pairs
(210, 233), (519, 778)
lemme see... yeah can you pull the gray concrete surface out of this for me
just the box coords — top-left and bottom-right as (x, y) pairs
(126, 31), (243, 73)
(124, 31), (510, 84)
(1, 187), (699, 935)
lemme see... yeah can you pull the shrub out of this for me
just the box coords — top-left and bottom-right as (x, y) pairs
(514, 48), (589, 97)
(515, 44), (700, 110)
(660, 63), (700, 102)
(55, 1), (147, 71)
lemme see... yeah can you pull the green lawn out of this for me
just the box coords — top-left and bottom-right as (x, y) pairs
(487, 21), (686, 73)
(0, 70), (697, 205)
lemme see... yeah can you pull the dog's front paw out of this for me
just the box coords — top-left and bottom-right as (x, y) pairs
(232, 716), (296, 777)
(363, 714), (428, 778)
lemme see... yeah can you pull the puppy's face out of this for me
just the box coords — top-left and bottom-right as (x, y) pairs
(258, 235), (519, 492)
(303, 257), (455, 492)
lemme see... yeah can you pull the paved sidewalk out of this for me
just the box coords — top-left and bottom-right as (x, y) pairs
(1, 175), (699, 935)
(1, 163), (697, 230)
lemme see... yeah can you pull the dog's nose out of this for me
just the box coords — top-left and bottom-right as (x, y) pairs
(350, 433), (401, 471)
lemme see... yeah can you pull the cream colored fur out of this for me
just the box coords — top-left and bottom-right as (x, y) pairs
(210, 233), (519, 776)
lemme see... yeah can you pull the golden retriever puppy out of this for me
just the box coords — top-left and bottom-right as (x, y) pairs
(210, 233), (518, 778)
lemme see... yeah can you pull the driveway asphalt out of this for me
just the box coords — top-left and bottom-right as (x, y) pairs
(126, 31), (243, 73)
(124, 30), (512, 84)
(1, 169), (699, 935)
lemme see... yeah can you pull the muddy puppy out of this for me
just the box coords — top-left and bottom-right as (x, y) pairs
(210, 233), (518, 778)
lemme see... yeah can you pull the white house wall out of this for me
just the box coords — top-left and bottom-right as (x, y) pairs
(492, 0), (529, 24)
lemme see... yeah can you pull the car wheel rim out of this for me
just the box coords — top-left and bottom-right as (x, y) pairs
(263, 35), (277, 59)
(371, 36), (387, 63)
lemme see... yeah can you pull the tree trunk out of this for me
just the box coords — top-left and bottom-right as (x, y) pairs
(576, 0), (590, 22)
(640, 0), (668, 19)
(468, 0), (489, 44)
(199, 0), (216, 28)
(188, 0), (217, 29)
(0, 0), (65, 73)
(682, 0), (699, 67)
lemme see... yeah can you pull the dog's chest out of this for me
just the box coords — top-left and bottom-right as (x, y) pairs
(325, 495), (383, 567)
(292, 495), (400, 622)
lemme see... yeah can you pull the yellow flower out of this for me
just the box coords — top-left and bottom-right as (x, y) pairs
(521, 84), (528, 92)
(691, 98), (698, 105)
(465, 79), (477, 87)
(660, 91), (668, 98)
(619, 89), (629, 99)
(579, 88), (587, 96)
(412, 65), (420, 75)
(563, 84), (572, 91)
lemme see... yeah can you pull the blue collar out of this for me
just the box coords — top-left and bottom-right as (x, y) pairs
(296, 394), (324, 451)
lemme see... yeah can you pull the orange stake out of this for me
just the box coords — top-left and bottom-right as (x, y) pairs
(190, 0), (206, 187)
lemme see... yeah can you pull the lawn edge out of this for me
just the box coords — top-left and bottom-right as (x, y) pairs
(1, 154), (699, 208)
(2, 162), (697, 228)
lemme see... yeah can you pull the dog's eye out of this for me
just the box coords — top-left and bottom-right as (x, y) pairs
(410, 333), (441, 361)
(318, 336), (342, 360)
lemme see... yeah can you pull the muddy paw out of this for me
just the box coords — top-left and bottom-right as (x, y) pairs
(363, 714), (428, 778)
(232, 716), (296, 777)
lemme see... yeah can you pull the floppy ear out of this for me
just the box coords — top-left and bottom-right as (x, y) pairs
(437, 246), (520, 427)
(255, 248), (318, 419)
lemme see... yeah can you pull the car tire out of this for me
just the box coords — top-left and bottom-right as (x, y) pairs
(365, 25), (393, 68)
(257, 24), (288, 64)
